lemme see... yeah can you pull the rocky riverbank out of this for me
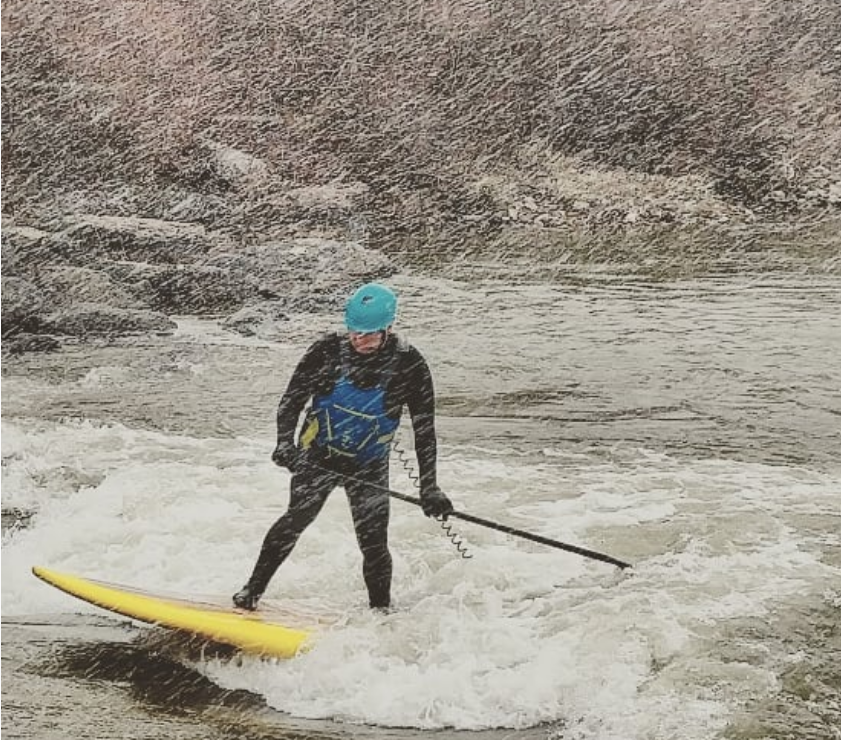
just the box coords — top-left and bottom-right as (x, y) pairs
(1, 215), (396, 354)
(3, 0), (840, 353)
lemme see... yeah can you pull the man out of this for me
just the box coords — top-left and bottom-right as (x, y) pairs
(233, 282), (454, 611)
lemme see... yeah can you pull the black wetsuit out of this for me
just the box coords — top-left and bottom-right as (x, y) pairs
(244, 332), (440, 608)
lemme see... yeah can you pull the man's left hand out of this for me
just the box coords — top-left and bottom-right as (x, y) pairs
(271, 441), (301, 473)
(420, 485), (454, 520)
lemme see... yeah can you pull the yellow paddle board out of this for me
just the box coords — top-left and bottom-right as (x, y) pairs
(32, 566), (315, 659)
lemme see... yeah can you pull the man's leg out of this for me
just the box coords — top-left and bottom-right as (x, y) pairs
(345, 460), (392, 609)
(235, 459), (338, 608)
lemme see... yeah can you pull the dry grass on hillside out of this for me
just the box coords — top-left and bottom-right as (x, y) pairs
(3, 0), (840, 244)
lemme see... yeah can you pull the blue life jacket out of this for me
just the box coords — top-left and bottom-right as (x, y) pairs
(300, 341), (399, 463)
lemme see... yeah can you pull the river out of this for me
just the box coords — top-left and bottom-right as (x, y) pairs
(2, 253), (840, 740)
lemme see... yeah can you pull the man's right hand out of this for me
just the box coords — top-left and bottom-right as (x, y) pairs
(271, 442), (301, 473)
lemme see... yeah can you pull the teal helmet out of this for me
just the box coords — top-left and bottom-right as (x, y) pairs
(345, 283), (397, 332)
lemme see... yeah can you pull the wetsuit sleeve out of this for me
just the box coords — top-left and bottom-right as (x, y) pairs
(275, 338), (332, 446)
(403, 347), (440, 492)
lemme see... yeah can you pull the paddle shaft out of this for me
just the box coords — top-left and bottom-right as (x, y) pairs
(388, 488), (631, 569)
(307, 461), (631, 569)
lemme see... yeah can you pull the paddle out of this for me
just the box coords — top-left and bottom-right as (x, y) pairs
(305, 460), (631, 569)
(386, 487), (632, 570)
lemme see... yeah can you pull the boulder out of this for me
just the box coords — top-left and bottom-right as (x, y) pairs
(35, 266), (146, 310)
(206, 237), (396, 302)
(204, 141), (270, 189)
(222, 302), (289, 338)
(49, 214), (231, 265)
(309, 239), (396, 291)
(139, 264), (258, 314)
(1, 225), (57, 278)
(40, 303), (177, 337)
(93, 261), (259, 314)
(1, 276), (48, 336)
(2, 333), (62, 355)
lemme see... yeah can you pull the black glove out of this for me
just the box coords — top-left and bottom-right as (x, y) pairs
(271, 441), (301, 473)
(420, 485), (454, 520)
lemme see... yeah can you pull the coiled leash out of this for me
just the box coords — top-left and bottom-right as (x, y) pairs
(392, 437), (472, 559)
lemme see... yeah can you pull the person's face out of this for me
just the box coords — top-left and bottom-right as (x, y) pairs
(349, 328), (391, 354)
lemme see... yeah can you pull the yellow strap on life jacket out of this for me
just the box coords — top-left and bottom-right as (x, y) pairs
(300, 417), (320, 449)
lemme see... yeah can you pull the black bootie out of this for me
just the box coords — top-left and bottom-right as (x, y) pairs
(232, 584), (261, 611)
